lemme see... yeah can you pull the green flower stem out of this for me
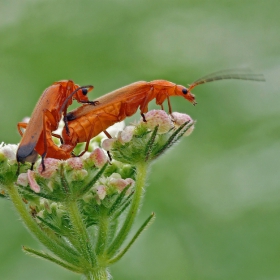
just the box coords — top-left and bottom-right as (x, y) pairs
(66, 199), (96, 268)
(7, 183), (80, 266)
(86, 267), (109, 280)
(96, 207), (110, 257)
(107, 162), (148, 257)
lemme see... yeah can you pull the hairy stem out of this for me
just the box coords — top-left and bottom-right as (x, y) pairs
(7, 183), (80, 267)
(66, 199), (96, 268)
(85, 267), (109, 280)
(96, 207), (110, 257)
(107, 162), (148, 257)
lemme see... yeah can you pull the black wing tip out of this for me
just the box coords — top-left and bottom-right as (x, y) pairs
(16, 145), (38, 163)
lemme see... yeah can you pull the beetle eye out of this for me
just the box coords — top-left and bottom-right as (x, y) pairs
(182, 88), (188, 94)
(82, 88), (88, 95)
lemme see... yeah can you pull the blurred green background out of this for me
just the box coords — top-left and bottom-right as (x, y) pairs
(0, 0), (279, 279)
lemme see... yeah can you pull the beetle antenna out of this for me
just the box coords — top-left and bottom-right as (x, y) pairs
(188, 70), (265, 91)
(59, 85), (93, 114)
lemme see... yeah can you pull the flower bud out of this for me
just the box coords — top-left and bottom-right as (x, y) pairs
(124, 178), (135, 188)
(0, 143), (18, 163)
(17, 173), (29, 187)
(38, 158), (60, 178)
(171, 112), (195, 136)
(65, 158), (88, 181)
(143, 110), (174, 134)
(109, 173), (135, 192)
(71, 169), (88, 181)
(109, 178), (128, 191)
(27, 170), (40, 193)
(102, 138), (117, 151)
(66, 157), (83, 170)
(96, 185), (107, 200)
(118, 126), (135, 143)
(89, 148), (108, 168)
(40, 198), (51, 214)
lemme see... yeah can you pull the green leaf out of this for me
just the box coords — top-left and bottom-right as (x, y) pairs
(77, 163), (108, 197)
(36, 215), (62, 235)
(152, 121), (192, 160)
(109, 212), (155, 263)
(144, 125), (159, 161)
(108, 185), (131, 215)
(22, 246), (83, 273)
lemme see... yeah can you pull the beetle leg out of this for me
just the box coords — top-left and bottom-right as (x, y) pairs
(140, 86), (154, 117)
(52, 133), (64, 144)
(63, 115), (70, 135)
(62, 96), (70, 135)
(107, 151), (112, 161)
(167, 95), (173, 115)
(102, 130), (113, 161)
(101, 130), (112, 161)
(80, 100), (100, 106)
(17, 122), (28, 136)
(141, 113), (147, 122)
(103, 130), (112, 139)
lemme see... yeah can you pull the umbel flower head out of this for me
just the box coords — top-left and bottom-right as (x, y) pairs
(102, 110), (194, 164)
(0, 142), (22, 189)
(11, 110), (193, 200)
(0, 110), (194, 279)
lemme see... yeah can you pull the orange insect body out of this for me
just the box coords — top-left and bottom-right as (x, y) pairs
(16, 80), (95, 167)
(41, 106), (120, 160)
(67, 80), (196, 120)
(24, 72), (265, 162)
(63, 80), (195, 147)
(31, 80), (195, 160)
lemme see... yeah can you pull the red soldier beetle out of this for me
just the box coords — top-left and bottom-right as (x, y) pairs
(47, 70), (265, 160)
(16, 80), (98, 171)
(67, 71), (265, 122)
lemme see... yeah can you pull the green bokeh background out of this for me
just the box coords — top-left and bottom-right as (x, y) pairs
(0, 1), (279, 279)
